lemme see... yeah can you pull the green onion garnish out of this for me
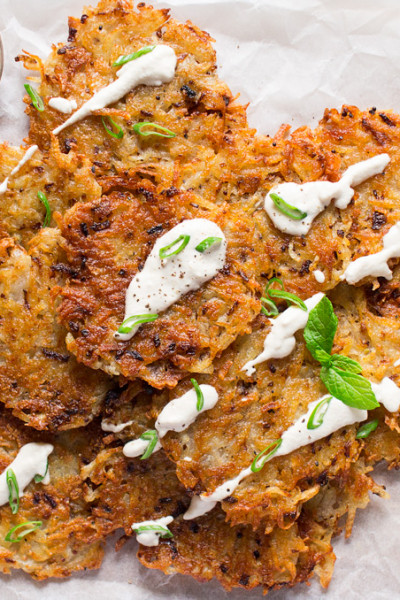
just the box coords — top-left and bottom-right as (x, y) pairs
(6, 470), (19, 515)
(101, 116), (124, 139)
(24, 84), (44, 112)
(117, 313), (158, 335)
(266, 277), (307, 311)
(113, 45), (155, 67)
(133, 122), (176, 138)
(307, 396), (332, 430)
(159, 235), (190, 259)
(190, 378), (204, 411)
(270, 192), (307, 221)
(195, 237), (222, 253)
(34, 461), (48, 484)
(37, 191), (51, 227)
(251, 439), (282, 473)
(260, 297), (279, 317)
(356, 419), (379, 439)
(139, 430), (159, 460)
(132, 524), (173, 539)
(5, 521), (42, 543)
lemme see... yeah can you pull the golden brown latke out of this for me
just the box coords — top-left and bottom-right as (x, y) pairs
(0, 227), (111, 430)
(0, 142), (100, 247)
(104, 280), (399, 532)
(57, 183), (260, 387)
(0, 406), (104, 579)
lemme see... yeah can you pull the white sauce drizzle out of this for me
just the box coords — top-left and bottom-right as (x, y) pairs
(115, 218), (226, 342)
(101, 419), (134, 433)
(52, 45), (177, 135)
(342, 222), (400, 284)
(313, 269), (325, 283)
(122, 384), (218, 457)
(184, 377), (400, 520)
(264, 154), (390, 236)
(48, 97), (78, 114)
(131, 516), (174, 547)
(242, 292), (324, 376)
(394, 358), (400, 367)
(0, 443), (54, 507)
(0, 145), (39, 194)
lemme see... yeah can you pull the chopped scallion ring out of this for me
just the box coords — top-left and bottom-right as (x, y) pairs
(270, 192), (307, 221)
(117, 313), (158, 334)
(159, 234), (190, 259)
(133, 122), (176, 138)
(6, 469), (19, 515)
(266, 277), (307, 311)
(139, 430), (159, 460)
(34, 461), (49, 484)
(195, 237), (222, 253)
(307, 396), (332, 430)
(5, 521), (42, 543)
(101, 116), (124, 139)
(132, 524), (173, 539)
(190, 378), (204, 411)
(113, 45), (155, 67)
(260, 297), (279, 317)
(24, 84), (44, 112)
(356, 419), (379, 439)
(251, 439), (282, 473)
(37, 191), (51, 227)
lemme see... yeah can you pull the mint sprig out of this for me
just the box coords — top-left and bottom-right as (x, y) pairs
(304, 297), (379, 410)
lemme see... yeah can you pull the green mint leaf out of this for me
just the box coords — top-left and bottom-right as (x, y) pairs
(314, 348), (332, 366)
(320, 365), (379, 410)
(304, 296), (338, 361)
(330, 354), (362, 374)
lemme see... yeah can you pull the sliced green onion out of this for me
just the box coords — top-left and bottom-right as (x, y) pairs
(270, 192), (307, 221)
(6, 470), (19, 515)
(356, 419), (379, 439)
(195, 237), (222, 253)
(159, 235), (190, 259)
(307, 396), (332, 430)
(34, 461), (48, 484)
(113, 45), (155, 67)
(101, 116), (124, 139)
(191, 378), (204, 411)
(24, 84), (44, 112)
(266, 277), (307, 311)
(139, 430), (159, 460)
(133, 122), (176, 138)
(5, 521), (42, 543)
(260, 297), (279, 317)
(37, 191), (51, 227)
(117, 313), (158, 334)
(132, 524), (173, 539)
(251, 439), (282, 473)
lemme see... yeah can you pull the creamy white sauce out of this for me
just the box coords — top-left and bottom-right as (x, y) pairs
(52, 45), (176, 135)
(0, 145), (39, 194)
(343, 222), (400, 284)
(394, 358), (400, 367)
(122, 384), (218, 457)
(313, 269), (325, 283)
(371, 377), (400, 412)
(264, 154), (390, 235)
(0, 443), (54, 507)
(48, 97), (78, 114)
(115, 218), (226, 341)
(101, 419), (134, 433)
(123, 438), (162, 458)
(242, 292), (324, 376)
(131, 516), (174, 547)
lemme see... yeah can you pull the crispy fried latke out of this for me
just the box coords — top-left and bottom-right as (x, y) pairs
(0, 227), (111, 430)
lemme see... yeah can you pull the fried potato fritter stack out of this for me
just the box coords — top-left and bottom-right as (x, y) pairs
(0, 0), (399, 594)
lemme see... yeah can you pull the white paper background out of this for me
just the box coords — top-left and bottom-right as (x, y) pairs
(0, 0), (400, 598)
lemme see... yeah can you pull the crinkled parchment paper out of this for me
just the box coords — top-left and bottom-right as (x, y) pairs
(0, 0), (399, 598)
